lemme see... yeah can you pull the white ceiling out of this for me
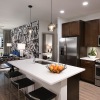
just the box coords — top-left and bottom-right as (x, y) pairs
(0, 0), (100, 29)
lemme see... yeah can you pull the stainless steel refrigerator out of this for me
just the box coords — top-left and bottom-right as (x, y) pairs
(59, 37), (80, 66)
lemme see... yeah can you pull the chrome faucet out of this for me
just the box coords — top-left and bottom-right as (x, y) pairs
(33, 54), (35, 63)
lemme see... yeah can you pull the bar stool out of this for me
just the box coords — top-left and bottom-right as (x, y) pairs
(11, 77), (35, 100)
(0, 63), (23, 93)
(4, 71), (24, 92)
(25, 87), (57, 100)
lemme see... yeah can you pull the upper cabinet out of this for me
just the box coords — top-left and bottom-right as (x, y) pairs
(69, 21), (80, 36)
(62, 23), (70, 37)
(85, 19), (99, 47)
(62, 21), (83, 37)
(62, 19), (100, 47)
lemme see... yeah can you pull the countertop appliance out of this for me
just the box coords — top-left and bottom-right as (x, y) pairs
(59, 37), (80, 66)
(95, 59), (100, 86)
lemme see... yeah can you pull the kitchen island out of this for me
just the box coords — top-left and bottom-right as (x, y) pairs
(8, 58), (85, 100)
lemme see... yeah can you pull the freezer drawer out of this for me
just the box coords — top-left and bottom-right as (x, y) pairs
(67, 55), (77, 66)
(59, 55), (67, 64)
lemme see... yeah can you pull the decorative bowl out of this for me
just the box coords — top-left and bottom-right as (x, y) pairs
(88, 55), (96, 59)
(46, 63), (66, 73)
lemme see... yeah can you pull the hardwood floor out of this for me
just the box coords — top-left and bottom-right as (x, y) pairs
(0, 72), (100, 100)
(79, 81), (100, 100)
(0, 72), (25, 100)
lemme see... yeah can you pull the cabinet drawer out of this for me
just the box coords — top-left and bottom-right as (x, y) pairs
(81, 60), (95, 67)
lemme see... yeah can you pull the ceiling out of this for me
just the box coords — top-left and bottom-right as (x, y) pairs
(0, 0), (100, 29)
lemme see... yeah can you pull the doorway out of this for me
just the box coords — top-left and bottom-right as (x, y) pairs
(42, 33), (54, 61)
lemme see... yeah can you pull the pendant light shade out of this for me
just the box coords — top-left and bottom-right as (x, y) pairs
(48, 0), (56, 32)
(28, 5), (33, 34)
(48, 23), (56, 32)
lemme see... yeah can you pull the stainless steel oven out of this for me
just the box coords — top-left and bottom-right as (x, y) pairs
(95, 60), (100, 86)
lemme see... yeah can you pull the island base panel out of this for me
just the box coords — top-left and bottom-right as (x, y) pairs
(67, 74), (80, 100)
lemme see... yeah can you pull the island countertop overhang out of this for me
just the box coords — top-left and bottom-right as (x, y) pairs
(8, 58), (85, 85)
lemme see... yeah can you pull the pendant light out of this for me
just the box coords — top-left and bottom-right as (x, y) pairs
(48, 0), (56, 32)
(28, 5), (33, 34)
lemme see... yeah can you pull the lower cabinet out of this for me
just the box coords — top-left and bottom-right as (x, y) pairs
(80, 60), (95, 84)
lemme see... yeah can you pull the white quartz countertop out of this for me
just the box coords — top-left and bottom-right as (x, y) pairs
(80, 57), (99, 61)
(8, 58), (85, 85)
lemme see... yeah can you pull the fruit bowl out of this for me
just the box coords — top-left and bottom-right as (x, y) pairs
(46, 64), (66, 73)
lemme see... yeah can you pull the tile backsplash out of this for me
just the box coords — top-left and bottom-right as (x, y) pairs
(87, 47), (100, 58)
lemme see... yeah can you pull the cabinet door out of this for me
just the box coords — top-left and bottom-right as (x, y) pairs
(69, 21), (80, 36)
(85, 19), (99, 46)
(81, 60), (95, 84)
(62, 23), (70, 37)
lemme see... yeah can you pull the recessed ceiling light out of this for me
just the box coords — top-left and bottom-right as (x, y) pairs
(60, 10), (65, 14)
(83, 1), (88, 6)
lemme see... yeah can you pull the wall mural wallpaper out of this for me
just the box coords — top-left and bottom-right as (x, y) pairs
(11, 20), (39, 58)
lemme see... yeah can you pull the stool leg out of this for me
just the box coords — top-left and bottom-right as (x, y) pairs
(4, 73), (6, 94)
(9, 81), (12, 100)
(18, 89), (20, 100)
(25, 90), (27, 100)
(18, 86), (20, 100)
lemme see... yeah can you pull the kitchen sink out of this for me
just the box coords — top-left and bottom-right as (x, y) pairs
(35, 60), (51, 65)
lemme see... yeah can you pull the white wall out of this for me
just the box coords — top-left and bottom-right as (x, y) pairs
(39, 20), (49, 58)
(57, 17), (68, 62)
(46, 35), (52, 46)
(68, 12), (100, 21)
(0, 29), (4, 54)
(0, 29), (3, 37)
(39, 20), (57, 61)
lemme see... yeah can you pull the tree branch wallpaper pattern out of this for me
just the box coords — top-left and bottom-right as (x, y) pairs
(11, 20), (39, 57)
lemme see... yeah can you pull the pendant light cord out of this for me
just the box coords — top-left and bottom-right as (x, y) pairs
(51, 0), (52, 23)
(30, 7), (31, 24)
(28, 5), (32, 24)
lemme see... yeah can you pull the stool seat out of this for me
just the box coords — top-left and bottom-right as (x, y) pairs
(26, 87), (56, 100)
(1, 63), (18, 72)
(4, 71), (23, 78)
(11, 78), (35, 89)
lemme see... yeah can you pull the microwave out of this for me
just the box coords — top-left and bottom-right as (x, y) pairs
(98, 35), (100, 46)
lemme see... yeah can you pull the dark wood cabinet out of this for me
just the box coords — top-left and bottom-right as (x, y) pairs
(69, 21), (80, 36)
(85, 19), (99, 46)
(80, 60), (95, 84)
(62, 23), (70, 37)
(62, 21), (83, 37)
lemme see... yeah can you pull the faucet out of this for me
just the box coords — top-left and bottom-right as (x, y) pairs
(33, 53), (35, 63)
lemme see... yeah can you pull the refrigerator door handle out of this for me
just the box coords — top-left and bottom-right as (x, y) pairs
(64, 45), (66, 55)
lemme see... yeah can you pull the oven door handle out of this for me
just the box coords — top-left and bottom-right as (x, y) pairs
(95, 64), (100, 67)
